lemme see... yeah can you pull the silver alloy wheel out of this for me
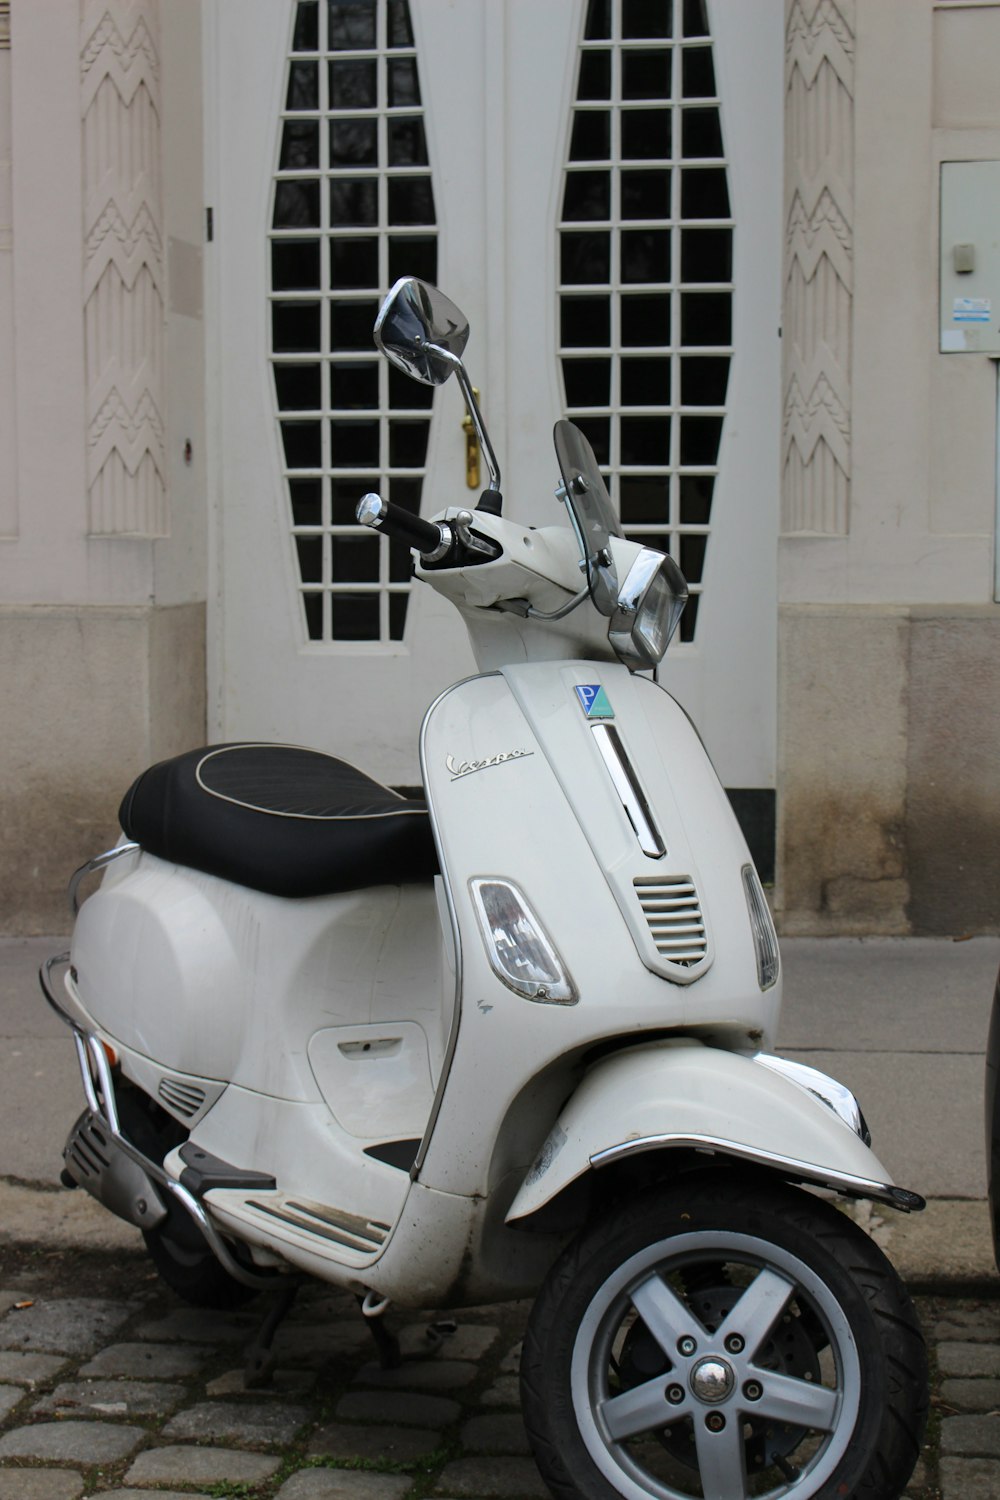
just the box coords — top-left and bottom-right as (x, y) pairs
(569, 1228), (861, 1500)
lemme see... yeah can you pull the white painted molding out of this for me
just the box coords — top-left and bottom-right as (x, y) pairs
(80, 0), (166, 536)
(782, 0), (854, 535)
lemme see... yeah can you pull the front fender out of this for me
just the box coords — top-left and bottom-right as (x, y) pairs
(506, 1039), (924, 1222)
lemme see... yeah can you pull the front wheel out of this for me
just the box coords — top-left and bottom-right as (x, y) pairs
(521, 1173), (926, 1500)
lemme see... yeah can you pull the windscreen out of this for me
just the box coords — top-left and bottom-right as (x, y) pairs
(553, 420), (621, 616)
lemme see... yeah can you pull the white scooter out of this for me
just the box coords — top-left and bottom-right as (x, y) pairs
(44, 278), (927, 1500)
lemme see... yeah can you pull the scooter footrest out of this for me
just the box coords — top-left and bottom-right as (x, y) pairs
(178, 1142), (277, 1198)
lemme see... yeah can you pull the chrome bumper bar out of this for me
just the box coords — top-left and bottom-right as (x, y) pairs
(40, 953), (283, 1292)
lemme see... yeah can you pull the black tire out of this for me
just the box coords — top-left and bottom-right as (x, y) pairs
(521, 1172), (927, 1500)
(115, 1083), (258, 1310)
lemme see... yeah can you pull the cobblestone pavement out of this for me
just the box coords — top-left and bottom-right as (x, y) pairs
(0, 1242), (995, 1499)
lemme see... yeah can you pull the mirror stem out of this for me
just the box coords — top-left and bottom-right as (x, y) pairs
(452, 364), (501, 502)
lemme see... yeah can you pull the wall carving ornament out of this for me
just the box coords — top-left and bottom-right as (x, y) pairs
(783, 0), (854, 536)
(80, 0), (166, 536)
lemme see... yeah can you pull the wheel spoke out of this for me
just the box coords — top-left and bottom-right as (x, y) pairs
(630, 1271), (702, 1356)
(693, 1412), (748, 1500)
(718, 1266), (795, 1357)
(752, 1368), (839, 1430)
(601, 1374), (685, 1441)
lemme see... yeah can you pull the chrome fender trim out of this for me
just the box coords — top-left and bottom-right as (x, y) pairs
(505, 1039), (925, 1223)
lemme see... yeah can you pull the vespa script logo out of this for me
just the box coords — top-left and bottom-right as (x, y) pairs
(446, 748), (533, 781)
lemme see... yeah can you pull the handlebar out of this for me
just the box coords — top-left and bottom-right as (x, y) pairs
(356, 493), (451, 561)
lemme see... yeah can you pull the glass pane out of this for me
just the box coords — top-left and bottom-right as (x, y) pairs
(331, 418), (380, 465)
(574, 416), (610, 465)
(330, 177), (378, 227)
(389, 364), (434, 408)
(391, 477), (423, 514)
(388, 176), (435, 225)
(621, 416), (670, 466)
(561, 231), (611, 285)
(292, 3), (319, 52)
(623, 0), (672, 38)
(681, 228), (732, 283)
(621, 294), (670, 346)
(274, 179), (321, 228)
(272, 302), (322, 352)
(274, 363), (322, 411)
(328, 0), (376, 50)
(621, 109), (671, 160)
(679, 592), (699, 643)
(331, 360), (379, 409)
(388, 116), (428, 166)
(330, 298), (379, 349)
(563, 171), (611, 222)
(331, 236), (379, 287)
(389, 233), (437, 284)
(280, 119), (320, 170)
(621, 228), (670, 283)
(329, 59), (376, 109)
(331, 594), (380, 639)
(621, 355), (671, 406)
(563, 358), (611, 408)
(561, 296), (611, 347)
(621, 170), (670, 220)
(281, 420), (322, 468)
(389, 420), (430, 467)
(680, 473), (714, 524)
(289, 477), (323, 526)
(680, 531), (707, 583)
(332, 534), (380, 582)
(387, 57), (421, 106)
(683, 0), (709, 38)
(387, 0), (414, 47)
(682, 108), (724, 159)
(579, 50), (611, 100)
(681, 167), (729, 219)
(330, 117), (377, 166)
(621, 50), (671, 100)
(389, 537), (413, 582)
(682, 46), (716, 97)
(303, 591), (324, 639)
(272, 240), (321, 291)
(286, 62), (318, 111)
(620, 475), (668, 523)
(680, 415), (724, 465)
(585, 0), (611, 40)
(680, 355), (729, 406)
(296, 534), (324, 583)
(388, 592), (408, 639)
(570, 111), (611, 161)
(332, 477), (368, 525)
(680, 293), (731, 346)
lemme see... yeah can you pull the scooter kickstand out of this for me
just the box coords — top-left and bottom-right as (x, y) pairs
(357, 1291), (401, 1370)
(244, 1281), (300, 1389)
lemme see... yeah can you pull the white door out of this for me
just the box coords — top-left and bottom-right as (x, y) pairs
(206, 0), (781, 825)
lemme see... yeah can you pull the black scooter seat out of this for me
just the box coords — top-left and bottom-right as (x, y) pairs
(118, 743), (438, 898)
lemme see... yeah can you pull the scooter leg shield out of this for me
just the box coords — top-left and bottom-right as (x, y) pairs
(506, 1039), (923, 1224)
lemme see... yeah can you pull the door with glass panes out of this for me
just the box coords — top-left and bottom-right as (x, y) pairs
(207, 0), (781, 854)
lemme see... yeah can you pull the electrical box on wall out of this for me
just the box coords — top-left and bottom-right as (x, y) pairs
(940, 161), (1000, 353)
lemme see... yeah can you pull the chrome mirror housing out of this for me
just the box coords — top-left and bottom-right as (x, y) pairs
(374, 276), (470, 387)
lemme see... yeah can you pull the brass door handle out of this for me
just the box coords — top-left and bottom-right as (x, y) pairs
(462, 388), (481, 489)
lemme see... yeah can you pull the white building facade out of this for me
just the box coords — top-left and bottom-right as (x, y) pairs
(2, 0), (998, 937)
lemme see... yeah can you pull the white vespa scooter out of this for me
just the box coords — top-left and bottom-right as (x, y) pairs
(44, 278), (926, 1500)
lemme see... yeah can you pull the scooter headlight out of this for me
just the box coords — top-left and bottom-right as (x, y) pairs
(470, 879), (577, 1004)
(609, 549), (688, 671)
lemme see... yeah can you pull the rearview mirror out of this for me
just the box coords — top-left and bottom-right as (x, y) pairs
(374, 277), (470, 387)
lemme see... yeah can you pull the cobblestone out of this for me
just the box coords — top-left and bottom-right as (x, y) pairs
(0, 1258), (990, 1499)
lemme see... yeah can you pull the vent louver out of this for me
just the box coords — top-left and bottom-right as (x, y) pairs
(158, 1077), (207, 1120)
(634, 876), (707, 967)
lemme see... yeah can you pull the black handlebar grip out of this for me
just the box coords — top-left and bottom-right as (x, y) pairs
(356, 493), (447, 556)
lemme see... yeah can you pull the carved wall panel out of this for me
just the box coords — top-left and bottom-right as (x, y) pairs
(81, 0), (166, 536)
(782, 0), (854, 535)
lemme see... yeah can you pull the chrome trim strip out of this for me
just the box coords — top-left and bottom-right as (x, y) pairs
(589, 1132), (926, 1213)
(68, 843), (140, 915)
(591, 723), (665, 859)
(753, 1054), (868, 1143)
